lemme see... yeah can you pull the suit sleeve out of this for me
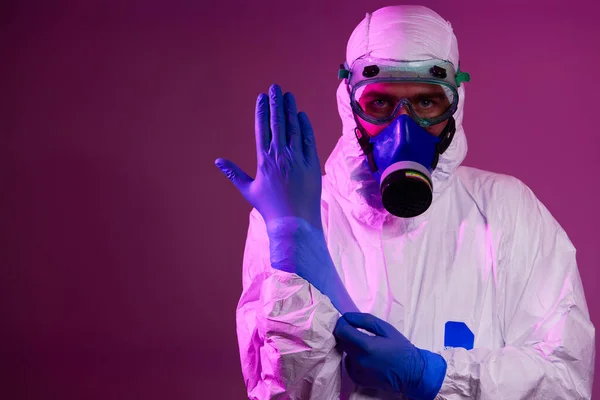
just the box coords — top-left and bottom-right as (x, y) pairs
(235, 208), (342, 399)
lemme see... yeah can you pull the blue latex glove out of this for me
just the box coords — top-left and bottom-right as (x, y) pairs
(215, 84), (359, 315)
(215, 84), (322, 230)
(334, 312), (447, 400)
(265, 216), (359, 314)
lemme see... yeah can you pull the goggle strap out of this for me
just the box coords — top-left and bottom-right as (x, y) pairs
(455, 68), (471, 87)
(338, 62), (350, 80)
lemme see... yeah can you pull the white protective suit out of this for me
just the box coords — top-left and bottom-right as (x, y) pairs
(236, 5), (596, 399)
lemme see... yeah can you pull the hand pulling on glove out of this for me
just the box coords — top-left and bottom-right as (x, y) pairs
(334, 312), (447, 400)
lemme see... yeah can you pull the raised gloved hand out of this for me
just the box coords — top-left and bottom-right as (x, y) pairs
(215, 84), (358, 315)
(334, 312), (447, 400)
(214, 84), (322, 231)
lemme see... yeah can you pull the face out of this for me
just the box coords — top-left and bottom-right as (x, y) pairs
(356, 82), (451, 137)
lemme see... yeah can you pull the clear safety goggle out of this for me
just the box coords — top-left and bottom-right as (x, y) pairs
(339, 56), (470, 127)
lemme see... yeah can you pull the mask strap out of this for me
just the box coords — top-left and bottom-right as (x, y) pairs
(432, 116), (456, 170)
(437, 116), (456, 155)
(346, 81), (379, 172)
(352, 112), (378, 173)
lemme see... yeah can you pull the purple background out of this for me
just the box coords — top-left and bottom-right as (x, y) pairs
(2, 0), (598, 398)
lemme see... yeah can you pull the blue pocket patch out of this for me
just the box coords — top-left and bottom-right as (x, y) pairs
(444, 321), (474, 350)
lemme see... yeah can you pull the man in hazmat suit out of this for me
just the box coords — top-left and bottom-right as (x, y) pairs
(215, 5), (596, 399)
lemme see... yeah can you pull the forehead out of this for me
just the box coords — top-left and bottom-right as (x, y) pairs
(361, 82), (446, 97)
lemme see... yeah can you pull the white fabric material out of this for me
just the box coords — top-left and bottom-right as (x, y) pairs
(236, 5), (595, 399)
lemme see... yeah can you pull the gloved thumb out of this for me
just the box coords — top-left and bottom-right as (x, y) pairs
(214, 158), (253, 192)
(343, 312), (395, 338)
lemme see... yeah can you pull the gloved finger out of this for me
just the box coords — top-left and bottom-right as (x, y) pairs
(299, 112), (319, 164)
(335, 318), (355, 352)
(333, 314), (372, 353)
(269, 84), (286, 153)
(254, 93), (270, 162)
(284, 92), (302, 154)
(214, 158), (253, 194)
(346, 354), (375, 389)
(344, 354), (363, 383)
(342, 312), (394, 338)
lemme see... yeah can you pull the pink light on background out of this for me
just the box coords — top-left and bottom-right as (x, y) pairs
(2, 0), (599, 398)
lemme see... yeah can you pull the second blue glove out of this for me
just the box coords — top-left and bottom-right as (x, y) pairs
(334, 312), (447, 400)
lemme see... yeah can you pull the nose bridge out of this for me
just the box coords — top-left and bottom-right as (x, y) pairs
(396, 98), (412, 116)
(398, 105), (410, 115)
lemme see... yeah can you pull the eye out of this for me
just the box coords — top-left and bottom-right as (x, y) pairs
(371, 99), (391, 109)
(418, 98), (436, 108)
